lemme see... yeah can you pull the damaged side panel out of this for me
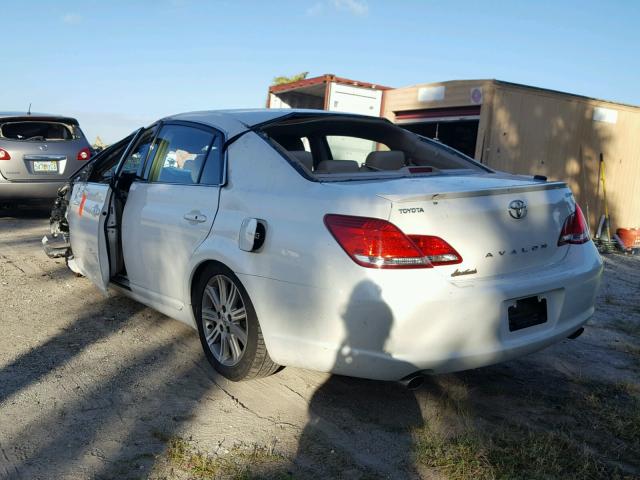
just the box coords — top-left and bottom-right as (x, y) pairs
(41, 131), (139, 270)
(42, 183), (73, 259)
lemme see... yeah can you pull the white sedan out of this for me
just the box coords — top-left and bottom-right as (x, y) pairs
(43, 109), (603, 386)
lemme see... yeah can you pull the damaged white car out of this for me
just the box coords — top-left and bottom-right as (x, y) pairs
(43, 110), (603, 385)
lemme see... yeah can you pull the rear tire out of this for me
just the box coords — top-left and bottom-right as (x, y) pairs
(193, 263), (279, 381)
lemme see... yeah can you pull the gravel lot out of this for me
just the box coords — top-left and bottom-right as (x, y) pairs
(1, 206), (639, 479)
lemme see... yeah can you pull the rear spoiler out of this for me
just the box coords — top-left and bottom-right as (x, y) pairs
(0, 116), (79, 125)
(378, 181), (568, 203)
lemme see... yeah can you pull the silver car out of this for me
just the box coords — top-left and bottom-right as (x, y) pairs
(0, 112), (92, 202)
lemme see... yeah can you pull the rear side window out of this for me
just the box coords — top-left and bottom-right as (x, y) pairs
(0, 121), (77, 141)
(148, 125), (215, 185)
(198, 132), (224, 185)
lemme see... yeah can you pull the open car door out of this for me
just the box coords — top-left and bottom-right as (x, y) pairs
(67, 129), (143, 293)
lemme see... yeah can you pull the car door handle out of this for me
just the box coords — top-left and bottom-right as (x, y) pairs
(183, 211), (207, 223)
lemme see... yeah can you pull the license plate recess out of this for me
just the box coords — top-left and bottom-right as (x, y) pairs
(508, 296), (547, 332)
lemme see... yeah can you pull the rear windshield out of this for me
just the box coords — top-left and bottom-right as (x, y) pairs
(261, 114), (489, 180)
(0, 121), (80, 141)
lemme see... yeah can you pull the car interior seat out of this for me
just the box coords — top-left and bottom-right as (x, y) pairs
(184, 154), (206, 182)
(158, 167), (193, 184)
(315, 160), (361, 173)
(272, 135), (314, 171)
(362, 151), (406, 171)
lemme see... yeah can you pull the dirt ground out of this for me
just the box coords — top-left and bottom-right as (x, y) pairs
(1, 206), (639, 480)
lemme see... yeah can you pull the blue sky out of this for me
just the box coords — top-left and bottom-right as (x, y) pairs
(3, 0), (639, 143)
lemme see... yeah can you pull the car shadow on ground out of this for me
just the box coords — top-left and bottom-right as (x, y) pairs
(0, 297), (145, 406)
(0, 292), (219, 479)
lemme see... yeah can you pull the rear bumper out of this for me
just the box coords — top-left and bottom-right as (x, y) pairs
(240, 242), (603, 381)
(0, 178), (65, 200)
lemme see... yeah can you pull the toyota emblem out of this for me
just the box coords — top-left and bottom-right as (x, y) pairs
(508, 200), (527, 219)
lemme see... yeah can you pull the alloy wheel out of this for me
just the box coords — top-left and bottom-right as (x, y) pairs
(201, 274), (248, 366)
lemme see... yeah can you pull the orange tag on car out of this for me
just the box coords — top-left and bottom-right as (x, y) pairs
(78, 192), (87, 217)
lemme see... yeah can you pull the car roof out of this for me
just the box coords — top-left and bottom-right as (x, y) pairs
(0, 112), (79, 124)
(162, 109), (371, 138)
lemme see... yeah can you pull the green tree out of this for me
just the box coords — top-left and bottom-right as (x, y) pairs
(272, 72), (309, 85)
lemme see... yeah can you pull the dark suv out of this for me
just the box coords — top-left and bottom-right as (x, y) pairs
(0, 112), (92, 202)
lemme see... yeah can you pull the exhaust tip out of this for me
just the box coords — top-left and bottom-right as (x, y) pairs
(567, 327), (584, 340)
(399, 373), (426, 390)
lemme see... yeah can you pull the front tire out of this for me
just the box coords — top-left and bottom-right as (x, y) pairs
(193, 263), (279, 381)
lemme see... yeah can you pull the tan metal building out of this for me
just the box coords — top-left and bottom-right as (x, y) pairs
(267, 76), (640, 230)
(382, 80), (640, 231)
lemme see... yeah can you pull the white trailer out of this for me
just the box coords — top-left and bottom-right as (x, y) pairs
(267, 74), (388, 117)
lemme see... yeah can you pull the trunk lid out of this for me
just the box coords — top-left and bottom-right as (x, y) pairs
(380, 174), (574, 279)
(0, 117), (90, 181)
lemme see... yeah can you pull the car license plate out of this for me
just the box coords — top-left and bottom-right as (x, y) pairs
(33, 161), (58, 173)
(508, 296), (547, 331)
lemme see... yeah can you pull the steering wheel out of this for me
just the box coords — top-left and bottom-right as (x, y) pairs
(25, 136), (45, 141)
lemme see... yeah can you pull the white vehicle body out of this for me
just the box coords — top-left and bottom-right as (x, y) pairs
(46, 109), (603, 382)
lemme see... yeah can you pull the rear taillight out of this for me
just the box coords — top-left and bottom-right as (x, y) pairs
(0, 148), (10, 160)
(77, 147), (91, 161)
(408, 235), (462, 265)
(324, 214), (431, 269)
(558, 204), (590, 246)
